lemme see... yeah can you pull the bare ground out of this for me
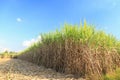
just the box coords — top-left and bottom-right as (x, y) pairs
(0, 59), (85, 80)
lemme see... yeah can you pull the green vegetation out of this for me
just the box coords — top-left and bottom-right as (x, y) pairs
(0, 51), (18, 58)
(103, 68), (120, 80)
(18, 21), (120, 80)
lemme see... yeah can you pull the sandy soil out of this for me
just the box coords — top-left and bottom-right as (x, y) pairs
(0, 59), (85, 80)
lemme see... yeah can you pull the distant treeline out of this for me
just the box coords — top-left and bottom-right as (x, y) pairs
(0, 51), (18, 58)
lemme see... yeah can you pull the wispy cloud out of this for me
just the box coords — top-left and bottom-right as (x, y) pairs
(16, 18), (22, 22)
(22, 36), (41, 47)
(0, 47), (10, 52)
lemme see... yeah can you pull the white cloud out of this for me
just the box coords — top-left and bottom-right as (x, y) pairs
(22, 39), (35, 47)
(22, 36), (41, 47)
(16, 18), (22, 22)
(0, 48), (10, 52)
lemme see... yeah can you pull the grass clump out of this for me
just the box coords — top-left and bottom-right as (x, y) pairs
(103, 68), (120, 80)
(18, 21), (120, 80)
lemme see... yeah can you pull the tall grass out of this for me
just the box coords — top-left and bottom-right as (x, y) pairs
(18, 21), (120, 80)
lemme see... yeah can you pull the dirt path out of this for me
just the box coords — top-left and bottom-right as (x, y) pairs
(0, 59), (84, 80)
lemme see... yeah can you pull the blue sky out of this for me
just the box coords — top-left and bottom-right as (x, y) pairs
(0, 0), (120, 52)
